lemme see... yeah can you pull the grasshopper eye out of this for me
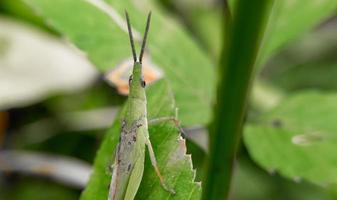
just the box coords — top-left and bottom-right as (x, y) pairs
(141, 79), (146, 88)
(128, 75), (133, 85)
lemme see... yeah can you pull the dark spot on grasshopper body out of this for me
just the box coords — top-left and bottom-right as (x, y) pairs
(133, 136), (137, 142)
(141, 79), (146, 88)
(128, 75), (133, 85)
(117, 143), (121, 153)
(127, 164), (132, 172)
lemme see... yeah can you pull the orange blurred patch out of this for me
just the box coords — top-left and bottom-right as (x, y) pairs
(105, 54), (163, 95)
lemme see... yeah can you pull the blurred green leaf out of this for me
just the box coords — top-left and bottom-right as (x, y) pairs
(0, 0), (47, 29)
(24, 0), (215, 126)
(80, 80), (200, 200)
(268, 62), (337, 92)
(260, 0), (337, 65)
(244, 91), (337, 186)
(328, 184), (337, 199)
(188, 8), (223, 58)
(262, 25), (337, 91)
(230, 158), (331, 200)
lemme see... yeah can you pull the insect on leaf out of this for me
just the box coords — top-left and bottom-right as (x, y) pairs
(80, 80), (201, 200)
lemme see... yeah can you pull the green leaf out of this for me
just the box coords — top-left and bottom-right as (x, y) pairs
(0, 0), (47, 29)
(231, 158), (331, 200)
(244, 91), (337, 186)
(24, 0), (215, 126)
(260, 0), (337, 66)
(263, 25), (337, 91)
(80, 80), (200, 200)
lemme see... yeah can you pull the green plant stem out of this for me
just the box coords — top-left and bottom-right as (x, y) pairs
(202, 0), (275, 199)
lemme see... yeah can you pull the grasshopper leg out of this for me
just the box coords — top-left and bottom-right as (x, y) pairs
(148, 108), (185, 135)
(148, 116), (179, 125)
(148, 108), (179, 124)
(145, 137), (176, 195)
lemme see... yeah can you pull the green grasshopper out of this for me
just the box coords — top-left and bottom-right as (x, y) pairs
(108, 11), (176, 200)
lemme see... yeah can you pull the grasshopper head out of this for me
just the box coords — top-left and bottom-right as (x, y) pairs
(128, 62), (146, 99)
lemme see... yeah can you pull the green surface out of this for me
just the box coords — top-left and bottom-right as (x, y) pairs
(263, 26), (337, 92)
(81, 80), (200, 200)
(0, 0), (47, 29)
(231, 158), (331, 200)
(260, 0), (337, 65)
(244, 91), (337, 186)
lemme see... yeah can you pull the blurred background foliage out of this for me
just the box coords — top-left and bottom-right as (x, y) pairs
(0, 0), (337, 199)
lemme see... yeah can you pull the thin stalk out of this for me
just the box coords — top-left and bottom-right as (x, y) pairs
(202, 0), (275, 199)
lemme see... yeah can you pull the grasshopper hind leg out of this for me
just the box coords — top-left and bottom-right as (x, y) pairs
(145, 137), (176, 195)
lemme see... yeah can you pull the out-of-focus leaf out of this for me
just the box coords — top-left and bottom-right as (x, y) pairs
(0, 0), (47, 29)
(81, 80), (200, 200)
(0, 16), (98, 110)
(230, 158), (331, 200)
(269, 62), (337, 91)
(188, 8), (222, 58)
(157, 0), (223, 58)
(263, 25), (337, 91)
(250, 80), (284, 112)
(244, 91), (337, 186)
(260, 0), (337, 65)
(25, 0), (215, 126)
(329, 184), (337, 199)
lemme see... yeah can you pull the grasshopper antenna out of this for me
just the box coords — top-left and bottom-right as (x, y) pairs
(125, 11), (137, 62)
(139, 12), (152, 64)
